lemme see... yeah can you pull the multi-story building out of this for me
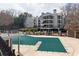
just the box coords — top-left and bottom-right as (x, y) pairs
(37, 9), (65, 31)
(24, 9), (65, 31)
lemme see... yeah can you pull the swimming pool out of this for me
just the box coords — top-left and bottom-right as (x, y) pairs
(12, 35), (66, 52)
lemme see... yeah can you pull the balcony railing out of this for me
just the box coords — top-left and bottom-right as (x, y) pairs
(42, 23), (53, 25)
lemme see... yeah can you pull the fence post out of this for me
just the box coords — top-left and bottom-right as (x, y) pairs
(52, 31), (53, 35)
(59, 30), (61, 36)
(67, 30), (68, 37)
(74, 31), (76, 38)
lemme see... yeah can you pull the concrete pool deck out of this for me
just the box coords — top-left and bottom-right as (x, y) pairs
(0, 33), (79, 56)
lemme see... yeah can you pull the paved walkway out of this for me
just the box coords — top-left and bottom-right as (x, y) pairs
(1, 34), (79, 56)
(59, 37), (79, 56)
(12, 35), (79, 56)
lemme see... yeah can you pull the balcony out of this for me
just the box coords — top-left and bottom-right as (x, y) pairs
(40, 27), (53, 29)
(42, 20), (53, 23)
(42, 23), (53, 25)
(43, 15), (54, 19)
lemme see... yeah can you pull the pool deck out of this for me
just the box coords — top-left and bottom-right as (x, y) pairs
(1, 33), (79, 56)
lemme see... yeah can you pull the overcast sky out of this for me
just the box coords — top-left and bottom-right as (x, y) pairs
(0, 3), (65, 16)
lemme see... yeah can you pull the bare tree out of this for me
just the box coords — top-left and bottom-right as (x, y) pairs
(0, 9), (17, 30)
(61, 3), (79, 31)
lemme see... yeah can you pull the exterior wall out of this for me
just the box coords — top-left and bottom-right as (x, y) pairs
(53, 12), (58, 29)
(38, 13), (54, 29)
(37, 12), (65, 30)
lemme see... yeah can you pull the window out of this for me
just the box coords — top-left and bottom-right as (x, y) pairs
(49, 15), (53, 19)
(58, 15), (62, 19)
(58, 24), (61, 28)
(34, 20), (36, 24)
(38, 20), (40, 22)
(43, 25), (53, 28)
(58, 20), (61, 23)
(43, 20), (53, 23)
(38, 20), (40, 27)
(49, 25), (53, 28)
(43, 15), (53, 19)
